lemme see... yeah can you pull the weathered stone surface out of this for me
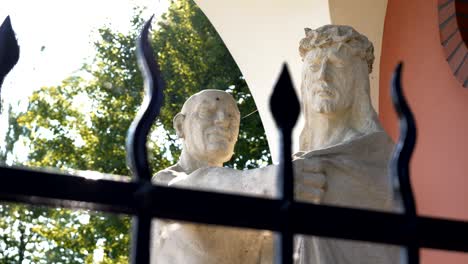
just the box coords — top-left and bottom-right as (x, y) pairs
(151, 90), (273, 264)
(294, 24), (399, 264)
(151, 25), (400, 264)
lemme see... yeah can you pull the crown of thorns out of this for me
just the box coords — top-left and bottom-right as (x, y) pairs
(299, 25), (374, 74)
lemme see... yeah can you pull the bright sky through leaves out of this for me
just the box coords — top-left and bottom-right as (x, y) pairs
(0, 0), (169, 142)
(0, 0), (169, 101)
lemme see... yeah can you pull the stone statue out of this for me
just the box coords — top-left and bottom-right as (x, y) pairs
(151, 89), (273, 264)
(152, 89), (240, 185)
(150, 25), (400, 263)
(293, 25), (400, 264)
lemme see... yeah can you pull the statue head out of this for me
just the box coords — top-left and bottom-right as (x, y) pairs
(174, 89), (240, 165)
(298, 25), (382, 149)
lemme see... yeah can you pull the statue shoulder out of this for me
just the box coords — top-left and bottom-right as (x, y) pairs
(152, 164), (186, 185)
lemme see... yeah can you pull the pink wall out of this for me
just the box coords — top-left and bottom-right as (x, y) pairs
(379, 0), (468, 262)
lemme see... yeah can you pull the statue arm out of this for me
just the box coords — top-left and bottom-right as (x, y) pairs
(152, 168), (181, 186)
(160, 159), (327, 202)
(167, 166), (278, 197)
(293, 156), (327, 204)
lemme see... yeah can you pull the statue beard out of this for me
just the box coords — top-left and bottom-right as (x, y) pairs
(303, 81), (352, 115)
(302, 76), (347, 115)
(310, 97), (339, 114)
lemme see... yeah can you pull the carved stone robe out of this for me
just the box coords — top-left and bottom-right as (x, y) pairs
(151, 131), (400, 264)
(150, 165), (275, 264)
(294, 131), (400, 264)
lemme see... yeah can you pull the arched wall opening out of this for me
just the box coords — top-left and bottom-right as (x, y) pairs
(193, 0), (388, 162)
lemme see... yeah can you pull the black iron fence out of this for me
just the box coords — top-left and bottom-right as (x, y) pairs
(1, 16), (468, 264)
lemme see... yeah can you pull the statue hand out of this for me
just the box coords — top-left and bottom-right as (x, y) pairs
(293, 157), (327, 204)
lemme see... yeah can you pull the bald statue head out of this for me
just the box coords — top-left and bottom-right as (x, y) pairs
(174, 89), (240, 167)
(298, 25), (382, 150)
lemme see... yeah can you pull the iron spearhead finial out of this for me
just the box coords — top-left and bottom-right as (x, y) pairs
(0, 16), (20, 92)
(270, 64), (300, 132)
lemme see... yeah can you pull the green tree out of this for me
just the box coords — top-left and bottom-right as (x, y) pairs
(153, 0), (269, 169)
(0, 204), (51, 263)
(1, 0), (271, 262)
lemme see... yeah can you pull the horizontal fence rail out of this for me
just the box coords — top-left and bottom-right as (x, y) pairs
(0, 165), (468, 253)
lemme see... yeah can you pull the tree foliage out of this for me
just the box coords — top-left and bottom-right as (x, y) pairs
(1, 0), (270, 262)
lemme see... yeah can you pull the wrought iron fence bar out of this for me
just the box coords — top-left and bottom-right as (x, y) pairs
(390, 62), (419, 263)
(271, 65), (300, 264)
(131, 213), (151, 264)
(390, 63), (417, 216)
(0, 166), (136, 213)
(126, 15), (163, 182)
(126, 16), (164, 264)
(1, 165), (468, 253)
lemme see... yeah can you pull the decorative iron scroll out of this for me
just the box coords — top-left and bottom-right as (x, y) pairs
(390, 63), (419, 264)
(126, 14), (163, 181)
(126, 15), (165, 264)
(1, 15), (468, 264)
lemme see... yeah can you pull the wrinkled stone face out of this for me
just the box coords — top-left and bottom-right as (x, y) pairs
(183, 91), (240, 163)
(301, 44), (366, 115)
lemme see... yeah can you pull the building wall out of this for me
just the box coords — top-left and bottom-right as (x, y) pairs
(380, 0), (468, 262)
(329, 0), (388, 112)
(192, 0), (467, 260)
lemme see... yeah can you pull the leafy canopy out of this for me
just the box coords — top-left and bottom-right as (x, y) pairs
(0, 0), (271, 263)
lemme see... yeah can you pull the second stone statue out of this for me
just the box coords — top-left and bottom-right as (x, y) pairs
(151, 89), (274, 264)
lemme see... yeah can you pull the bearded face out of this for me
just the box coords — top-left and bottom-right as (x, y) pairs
(301, 44), (367, 116)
